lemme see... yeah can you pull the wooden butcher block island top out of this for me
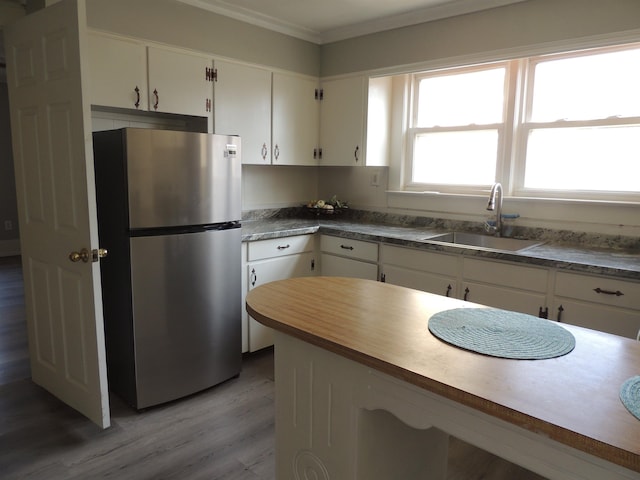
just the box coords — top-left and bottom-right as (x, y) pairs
(246, 276), (640, 474)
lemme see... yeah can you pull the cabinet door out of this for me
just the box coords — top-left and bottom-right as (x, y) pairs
(248, 252), (316, 351)
(462, 281), (547, 317)
(272, 72), (319, 165)
(320, 76), (365, 166)
(147, 46), (212, 117)
(214, 60), (271, 165)
(320, 253), (378, 280)
(88, 33), (148, 110)
(552, 298), (640, 339)
(383, 265), (455, 298)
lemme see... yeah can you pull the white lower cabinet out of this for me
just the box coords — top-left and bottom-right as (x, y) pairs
(381, 245), (457, 298)
(244, 235), (316, 352)
(553, 271), (640, 339)
(461, 258), (549, 316)
(319, 235), (378, 280)
(244, 233), (639, 346)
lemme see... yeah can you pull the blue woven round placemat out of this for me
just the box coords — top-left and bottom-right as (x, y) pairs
(620, 376), (640, 420)
(428, 307), (576, 360)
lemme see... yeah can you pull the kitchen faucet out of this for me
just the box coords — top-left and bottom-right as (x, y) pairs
(485, 182), (503, 237)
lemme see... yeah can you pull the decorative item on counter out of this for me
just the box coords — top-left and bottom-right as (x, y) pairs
(305, 195), (348, 215)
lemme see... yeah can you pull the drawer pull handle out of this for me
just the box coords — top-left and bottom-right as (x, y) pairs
(277, 244), (290, 250)
(340, 245), (354, 250)
(593, 287), (624, 297)
(250, 268), (257, 287)
(463, 287), (470, 301)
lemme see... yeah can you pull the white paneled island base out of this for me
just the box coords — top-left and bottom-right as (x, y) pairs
(246, 277), (640, 480)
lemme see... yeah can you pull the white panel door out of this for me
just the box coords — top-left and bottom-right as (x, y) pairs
(5, 0), (110, 428)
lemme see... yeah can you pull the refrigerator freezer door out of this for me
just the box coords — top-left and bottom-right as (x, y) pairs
(129, 227), (241, 408)
(125, 129), (241, 229)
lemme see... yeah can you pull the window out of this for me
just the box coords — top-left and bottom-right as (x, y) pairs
(406, 43), (640, 200)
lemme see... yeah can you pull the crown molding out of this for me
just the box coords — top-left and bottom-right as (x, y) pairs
(176, 0), (527, 45)
(321, 0), (528, 44)
(176, 0), (323, 43)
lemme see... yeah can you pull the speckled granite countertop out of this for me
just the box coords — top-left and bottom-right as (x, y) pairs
(241, 215), (640, 281)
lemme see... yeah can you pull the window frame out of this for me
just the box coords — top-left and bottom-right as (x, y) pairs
(404, 43), (640, 202)
(405, 61), (513, 195)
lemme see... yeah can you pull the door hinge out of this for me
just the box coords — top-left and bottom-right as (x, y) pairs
(315, 88), (324, 100)
(206, 67), (217, 82)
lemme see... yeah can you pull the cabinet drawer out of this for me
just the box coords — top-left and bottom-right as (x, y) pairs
(463, 258), (548, 293)
(382, 245), (457, 277)
(555, 272), (640, 310)
(248, 235), (314, 261)
(383, 264), (455, 298)
(320, 235), (378, 262)
(321, 253), (378, 281)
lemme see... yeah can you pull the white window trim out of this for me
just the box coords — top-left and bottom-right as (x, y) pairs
(401, 44), (640, 203)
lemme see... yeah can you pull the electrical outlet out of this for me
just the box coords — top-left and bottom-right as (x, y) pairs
(371, 172), (380, 186)
(4, 220), (12, 231)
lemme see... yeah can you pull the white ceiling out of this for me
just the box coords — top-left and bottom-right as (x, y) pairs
(177, 0), (527, 44)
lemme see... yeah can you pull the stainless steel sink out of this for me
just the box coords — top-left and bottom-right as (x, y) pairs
(424, 232), (543, 252)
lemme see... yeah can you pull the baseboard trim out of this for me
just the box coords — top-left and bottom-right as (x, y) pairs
(0, 239), (21, 257)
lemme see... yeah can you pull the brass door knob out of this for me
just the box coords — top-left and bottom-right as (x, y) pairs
(69, 248), (90, 263)
(92, 248), (108, 262)
(69, 248), (108, 263)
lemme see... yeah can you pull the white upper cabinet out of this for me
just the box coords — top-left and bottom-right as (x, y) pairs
(272, 72), (319, 166)
(319, 75), (391, 166)
(88, 33), (148, 110)
(88, 32), (213, 118)
(214, 60), (272, 165)
(320, 76), (366, 166)
(147, 46), (213, 118)
(215, 64), (319, 166)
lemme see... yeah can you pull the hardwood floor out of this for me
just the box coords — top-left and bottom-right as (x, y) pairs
(0, 256), (545, 479)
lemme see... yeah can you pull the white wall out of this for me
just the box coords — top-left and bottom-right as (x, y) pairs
(86, 0), (320, 77)
(317, 0), (640, 237)
(243, 165), (318, 211)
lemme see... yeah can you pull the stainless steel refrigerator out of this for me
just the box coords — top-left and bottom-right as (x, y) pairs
(93, 128), (241, 410)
